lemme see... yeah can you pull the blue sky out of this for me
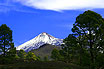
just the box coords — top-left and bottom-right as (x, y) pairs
(0, 0), (104, 47)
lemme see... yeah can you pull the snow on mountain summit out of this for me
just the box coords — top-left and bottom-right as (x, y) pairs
(16, 32), (63, 52)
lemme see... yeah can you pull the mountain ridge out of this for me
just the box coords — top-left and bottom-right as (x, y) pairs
(16, 32), (63, 52)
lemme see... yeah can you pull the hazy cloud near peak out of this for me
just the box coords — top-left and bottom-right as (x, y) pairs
(15, 0), (104, 11)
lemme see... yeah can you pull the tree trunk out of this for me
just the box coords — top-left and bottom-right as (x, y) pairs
(3, 35), (6, 57)
(89, 30), (94, 63)
(89, 30), (95, 69)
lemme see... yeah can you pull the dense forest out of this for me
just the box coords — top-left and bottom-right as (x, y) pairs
(0, 10), (104, 69)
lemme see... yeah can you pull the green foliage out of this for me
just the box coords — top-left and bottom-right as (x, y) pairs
(71, 10), (104, 67)
(17, 50), (40, 62)
(0, 48), (17, 64)
(60, 10), (104, 69)
(36, 56), (41, 61)
(26, 52), (38, 61)
(18, 49), (26, 59)
(7, 44), (16, 57)
(79, 50), (91, 66)
(44, 56), (49, 61)
(51, 48), (61, 61)
(61, 34), (78, 63)
(0, 24), (13, 56)
(0, 24), (16, 64)
(95, 53), (104, 69)
(0, 61), (88, 69)
(15, 54), (20, 59)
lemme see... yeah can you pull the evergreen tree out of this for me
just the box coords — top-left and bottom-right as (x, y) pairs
(61, 34), (78, 63)
(7, 43), (16, 57)
(61, 10), (104, 68)
(51, 48), (61, 61)
(0, 24), (13, 57)
(71, 10), (104, 68)
(0, 24), (16, 64)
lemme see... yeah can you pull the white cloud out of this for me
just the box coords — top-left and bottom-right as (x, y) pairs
(15, 0), (104, 11)
(0, 0), (36, 13)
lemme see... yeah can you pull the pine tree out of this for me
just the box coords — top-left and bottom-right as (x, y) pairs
(0, 24), (14, 57)
(72, 10), (104, 68)
(51, 48), (61, 61)
(0, 24), (16, 64)
(61, 34), (78, 63)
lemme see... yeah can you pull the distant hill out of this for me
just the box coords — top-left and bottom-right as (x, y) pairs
(31, 44), (61, 60)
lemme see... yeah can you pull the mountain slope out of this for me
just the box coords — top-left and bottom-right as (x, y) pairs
(31, 44), (61, 60)
(16, 32), (63, 52)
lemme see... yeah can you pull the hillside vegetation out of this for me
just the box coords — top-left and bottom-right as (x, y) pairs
(0, 61), (88, 69)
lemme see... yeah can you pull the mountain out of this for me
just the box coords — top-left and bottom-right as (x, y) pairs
(16, 32), (63, 52)
(31, 44), (61, 60)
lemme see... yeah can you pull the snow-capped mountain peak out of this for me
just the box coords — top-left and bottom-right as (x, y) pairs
(16, 32), (63, 52)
